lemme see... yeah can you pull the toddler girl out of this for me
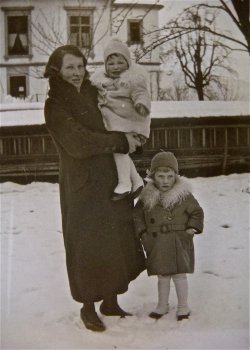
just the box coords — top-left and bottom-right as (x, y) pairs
(133, 151), (204, 320)
(91, 38), (151, 200)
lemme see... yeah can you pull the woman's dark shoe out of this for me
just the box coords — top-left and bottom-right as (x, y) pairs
(99, 302), (132, 317)
(111, 191), (130, 201)
(80, 305), (106, 332)
(149, 311), (167, 320)
(177, 313), (190, 321)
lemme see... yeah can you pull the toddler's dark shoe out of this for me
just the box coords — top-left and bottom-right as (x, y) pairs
(177, 313), (190, 321)
(149, 311), (167, 319)
(100, 302), (132, 317)
(111, 191), (130, 201)
(80, 306), (106, 332)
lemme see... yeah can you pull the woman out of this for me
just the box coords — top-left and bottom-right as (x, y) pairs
(44, 45), (145, 332)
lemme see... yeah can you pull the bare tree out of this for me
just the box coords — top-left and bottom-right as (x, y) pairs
(204, 75), (239, 100)
(158, 81), (189, 101)
(202, 0), (249, 52)
(136, 0), (249, 63)
(160, 7), (235, 100)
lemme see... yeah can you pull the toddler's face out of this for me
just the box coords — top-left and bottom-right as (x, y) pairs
(153, 168), (176, 192)
(106, 54), (128, 78)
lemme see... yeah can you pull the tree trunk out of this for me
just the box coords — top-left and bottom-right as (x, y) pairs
(196, 85), (204, 100)
(196, 72), (204, 100)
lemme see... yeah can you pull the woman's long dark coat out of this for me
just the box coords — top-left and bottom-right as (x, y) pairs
(44, 77), (145, 303)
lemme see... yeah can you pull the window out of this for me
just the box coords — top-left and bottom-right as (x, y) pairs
(2, 7), (33, 57)
(7, 66), (28, 98)
(65, 8), (94, 49)
(69, 16), (91, 48)
(10, 76), (27, 98)
(8, 16), (28, 55)
(128, 20), (142, 44)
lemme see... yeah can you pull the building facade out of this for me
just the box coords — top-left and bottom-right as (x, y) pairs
(0, 0), (163, 101)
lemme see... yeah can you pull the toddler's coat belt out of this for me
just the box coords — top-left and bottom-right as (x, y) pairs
(150, 224), (186, 234)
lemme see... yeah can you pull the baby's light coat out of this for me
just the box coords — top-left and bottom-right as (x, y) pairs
(91, 64), (151, 137)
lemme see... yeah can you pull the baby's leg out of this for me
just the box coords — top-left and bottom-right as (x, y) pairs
(129, 157), (144, 194)
(172, 273), (190, 319)
(113, 153), (131, 195)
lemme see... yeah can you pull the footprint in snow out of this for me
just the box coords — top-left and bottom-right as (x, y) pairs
(221, 224), (231, 228)
(203, 270), (220, 277)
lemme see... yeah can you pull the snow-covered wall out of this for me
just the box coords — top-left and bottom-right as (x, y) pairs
(0, 101), (249, 127)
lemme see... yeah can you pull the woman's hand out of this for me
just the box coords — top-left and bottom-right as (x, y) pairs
(125, 132), (142, 153)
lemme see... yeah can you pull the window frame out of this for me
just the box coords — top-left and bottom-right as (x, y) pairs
(2, 7), (33, 59)
(64, 7), (95, 50)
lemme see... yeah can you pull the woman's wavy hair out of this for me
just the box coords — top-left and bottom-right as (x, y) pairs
(44, 45), (89, 80)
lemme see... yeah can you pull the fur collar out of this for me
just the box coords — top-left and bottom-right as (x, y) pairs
(140, 177), (191, 211)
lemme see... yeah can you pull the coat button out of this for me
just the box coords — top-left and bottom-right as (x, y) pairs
(167, 217), (172, 221)
(150, 218), (155, 224)
(152, 232), (157, 238)
(122, 104), (125, 108)
(161, 225), (168, 233)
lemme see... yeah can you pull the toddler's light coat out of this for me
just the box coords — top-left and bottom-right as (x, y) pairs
(133, 177), (204, 275)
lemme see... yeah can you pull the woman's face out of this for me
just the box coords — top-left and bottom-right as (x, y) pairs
(59, 53), (85, 91)
(154, 168), (176, 192)
(106, 54), (128, 78)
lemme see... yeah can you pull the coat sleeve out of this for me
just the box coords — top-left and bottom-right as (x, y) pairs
(45, 98), (129, 159)
(186, 195), (204, 233)
(130, 71), (151, 114)
(133, 199), (147, 238)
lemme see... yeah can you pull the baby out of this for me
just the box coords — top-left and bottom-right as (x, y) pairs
(91, 38), (151, 201)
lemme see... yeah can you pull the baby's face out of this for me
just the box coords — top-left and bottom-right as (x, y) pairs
(106, 54), (128, 78)
(153, 168), (176, 192)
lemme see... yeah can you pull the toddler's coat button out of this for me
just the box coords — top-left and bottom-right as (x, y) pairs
(161, 225), (168, 233)
(122, 104), (125, 108)
(150, 218), (155, 223)
(152, 232), (157, 238)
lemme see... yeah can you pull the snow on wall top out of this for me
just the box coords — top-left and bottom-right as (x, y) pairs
(114, 0), (163, 5)
(0, 101), (249, 127)
(151, 101), (249, 118)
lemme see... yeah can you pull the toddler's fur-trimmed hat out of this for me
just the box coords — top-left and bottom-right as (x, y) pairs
(104, 38), (131, 66)
(150, 151), (179, 174)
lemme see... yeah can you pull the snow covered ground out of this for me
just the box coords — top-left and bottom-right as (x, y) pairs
(1, 174), (249, 350)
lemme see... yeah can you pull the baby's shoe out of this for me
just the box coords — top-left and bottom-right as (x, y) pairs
(131, 179), (144, 199)
(111, 184), (130, 201)
(111, 191), (130, 201)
